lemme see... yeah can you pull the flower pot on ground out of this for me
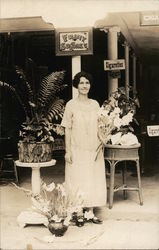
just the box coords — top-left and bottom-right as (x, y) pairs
(48, 219), (68, 237)
(0, 58), (66, 162)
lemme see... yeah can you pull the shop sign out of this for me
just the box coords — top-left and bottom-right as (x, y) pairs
(104, 59), (125, 71)
(55, 27), (93, 56)
(140, 11), (159, 26)
(147, 125), (159, 137)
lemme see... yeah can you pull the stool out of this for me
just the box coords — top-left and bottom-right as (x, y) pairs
(104, 143), (143, 209)
(0, 154), (19, 183)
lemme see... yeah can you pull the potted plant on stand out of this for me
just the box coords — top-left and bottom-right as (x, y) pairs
(96, 87), (143, 209)
(0, 58), (67, 163)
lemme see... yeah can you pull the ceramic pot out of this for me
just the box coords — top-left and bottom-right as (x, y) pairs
(48, 220), (68, 237)
(18, 141), (53, 163)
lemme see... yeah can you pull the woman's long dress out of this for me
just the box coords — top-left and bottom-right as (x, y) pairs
(61, 98), (107, 207)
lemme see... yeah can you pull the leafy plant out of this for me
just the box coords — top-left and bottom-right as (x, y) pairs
(0, 58), (67, 143)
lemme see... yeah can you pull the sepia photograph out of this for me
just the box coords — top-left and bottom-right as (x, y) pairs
(0, 0), (159, 249)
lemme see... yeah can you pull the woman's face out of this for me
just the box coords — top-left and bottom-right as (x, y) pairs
(77, 76), (91, 95)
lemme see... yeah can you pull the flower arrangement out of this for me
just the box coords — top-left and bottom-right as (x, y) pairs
(13, 181), (83, 233)
(97, 87), (140, 148)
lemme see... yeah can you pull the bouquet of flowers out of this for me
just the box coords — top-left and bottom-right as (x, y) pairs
(13, 181), (84, 227)
(96, 87), (140, 156)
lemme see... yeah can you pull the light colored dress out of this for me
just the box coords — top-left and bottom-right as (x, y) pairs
(61, 98), (107, 207)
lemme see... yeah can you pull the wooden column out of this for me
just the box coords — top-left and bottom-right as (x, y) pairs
(72, 56), (81, 99)
(133, 53), (137, 98)
(107, 26), (120, 97)
(124, 41), (130, 98)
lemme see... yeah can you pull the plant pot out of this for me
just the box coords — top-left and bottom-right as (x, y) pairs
(48, 220), (68, 237)
(18, 141), (53, 163)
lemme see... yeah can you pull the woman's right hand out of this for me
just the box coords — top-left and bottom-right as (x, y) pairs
(65, 152), (72, 164)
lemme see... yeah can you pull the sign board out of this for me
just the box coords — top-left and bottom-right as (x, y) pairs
(55, 27), (93, 56)
(147, 125), (159, 137)
(140, 11), (159, 26)
(104, 59), (125, 71)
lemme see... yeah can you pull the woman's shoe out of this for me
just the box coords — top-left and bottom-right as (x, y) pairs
(75, 216), (85, 227)
(91, 217), (103, 224)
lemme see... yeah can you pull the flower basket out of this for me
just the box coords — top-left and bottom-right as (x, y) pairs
(18, 141), (53, 163)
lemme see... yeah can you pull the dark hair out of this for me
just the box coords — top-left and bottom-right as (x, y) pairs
(73, 71), (93, 88)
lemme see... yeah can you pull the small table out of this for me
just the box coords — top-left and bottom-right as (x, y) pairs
(104, 144), (143, 209)
(14, 159), (56, 227)
(15, 159), (56, 195)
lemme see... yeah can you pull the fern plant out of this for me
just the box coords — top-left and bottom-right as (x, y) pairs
(0, 59), (67, 143)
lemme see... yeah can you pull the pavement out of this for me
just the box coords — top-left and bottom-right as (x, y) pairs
(0, 158), (159, 250)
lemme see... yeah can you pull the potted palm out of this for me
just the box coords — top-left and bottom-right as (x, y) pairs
(0, 59), (66, 162)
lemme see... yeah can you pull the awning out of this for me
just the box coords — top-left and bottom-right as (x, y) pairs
(0, 16), (54, 33)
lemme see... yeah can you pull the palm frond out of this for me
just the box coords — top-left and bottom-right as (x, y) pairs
(46, 99), (65, 122)
(0, 80), (29, 120)
(37, 71), (65, 109)
(15, 66), (34, 103)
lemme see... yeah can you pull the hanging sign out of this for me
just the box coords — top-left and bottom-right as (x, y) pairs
(104, 59), (125, 71)
(104, 59), (125, 70)
(147, 125), (159, 137)
(55, 27), (93, 56)
(140, 11), (159, 26)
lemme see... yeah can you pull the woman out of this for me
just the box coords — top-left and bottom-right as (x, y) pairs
(61, 71), (107, 226)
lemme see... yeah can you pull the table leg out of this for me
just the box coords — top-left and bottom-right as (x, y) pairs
(136, 160), (143, 205)
(31, 166), (41, 195)
(109, 160), (115, 209)
(122, 161), (127, 199)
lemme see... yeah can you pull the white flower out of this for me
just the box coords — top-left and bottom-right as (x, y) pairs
(113, 115), (122, 128)
(63, 215), (71, 226)
(121, 112), (133, 126)
(98, 108), (109, 116)
(56, 183), (66, 196)
(110, 132), (122, 145)
(120, 133), (139, 145)
(44, 182), (55, 192)
(112, 107), (121, 115)
(42, 182), (47, 189)
(51, 214), (62, 222)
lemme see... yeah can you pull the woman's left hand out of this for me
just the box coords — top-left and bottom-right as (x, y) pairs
(65, 152), (72, 164)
